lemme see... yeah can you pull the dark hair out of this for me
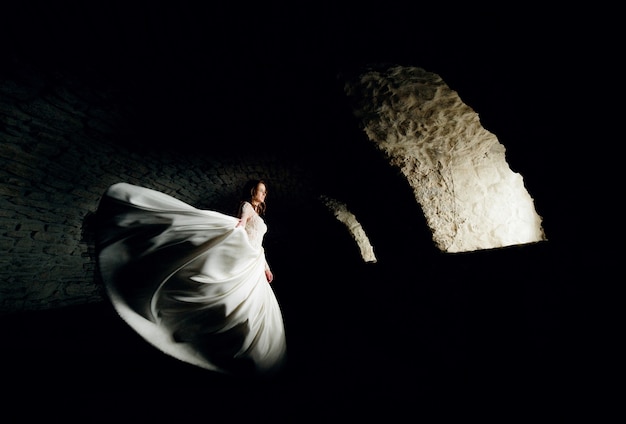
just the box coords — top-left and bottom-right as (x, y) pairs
(239, 179), (267, 216)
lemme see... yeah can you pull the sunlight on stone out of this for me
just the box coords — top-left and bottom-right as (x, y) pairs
(344, 65), (546, 253)
(320, 195), (377, 263)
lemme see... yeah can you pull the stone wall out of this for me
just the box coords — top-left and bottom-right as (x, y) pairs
(0, 59), (556, 316)
(0, 60), (313, 315)
(344, 65), (547, 252)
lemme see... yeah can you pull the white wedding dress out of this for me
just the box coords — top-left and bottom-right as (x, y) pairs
(95, 182), (286, 376)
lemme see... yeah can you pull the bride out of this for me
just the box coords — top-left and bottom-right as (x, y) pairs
(94, 180), (286, 376)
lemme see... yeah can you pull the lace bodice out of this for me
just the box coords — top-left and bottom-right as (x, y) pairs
(240, 202), (267, 251)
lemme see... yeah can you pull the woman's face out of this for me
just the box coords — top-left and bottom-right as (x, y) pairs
(253, 183), (267, 204)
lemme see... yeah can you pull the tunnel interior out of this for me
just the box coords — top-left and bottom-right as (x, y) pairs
(0, 1), (597, 420)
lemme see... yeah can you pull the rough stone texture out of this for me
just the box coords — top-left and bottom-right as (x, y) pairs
(0, 59), (550, 315)
(320, 195), (376, 263)
(344, 65), (546, 253)
(0, 61), (312, 315)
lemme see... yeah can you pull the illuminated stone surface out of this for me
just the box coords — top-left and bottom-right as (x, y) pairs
(320, 195), (377, 263)
(345, 65), (546, 253)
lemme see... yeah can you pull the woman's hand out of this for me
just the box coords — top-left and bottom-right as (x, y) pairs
(265, 269), (274, 283)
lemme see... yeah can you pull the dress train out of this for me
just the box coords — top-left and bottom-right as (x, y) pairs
(94, 182), (286, 376)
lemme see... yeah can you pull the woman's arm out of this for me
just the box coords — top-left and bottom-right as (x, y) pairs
(264, 259), (273, 283)
(236, 201), (254, 227)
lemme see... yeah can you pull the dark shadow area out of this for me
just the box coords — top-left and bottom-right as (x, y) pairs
(0, 238), (585, 420)
(1, 2), (602, 420)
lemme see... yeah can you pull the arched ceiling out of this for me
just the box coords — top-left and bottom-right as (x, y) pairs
(1, 0), (593, 261)
(0, 2), (608, 416)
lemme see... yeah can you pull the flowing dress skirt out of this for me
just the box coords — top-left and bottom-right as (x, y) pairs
(94, 183), (286, 376)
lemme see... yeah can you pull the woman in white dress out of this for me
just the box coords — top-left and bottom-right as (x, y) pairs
(94, 179), (286, 377)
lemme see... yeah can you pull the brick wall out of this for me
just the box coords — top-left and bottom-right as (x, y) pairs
(0, 61), (312, 315)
